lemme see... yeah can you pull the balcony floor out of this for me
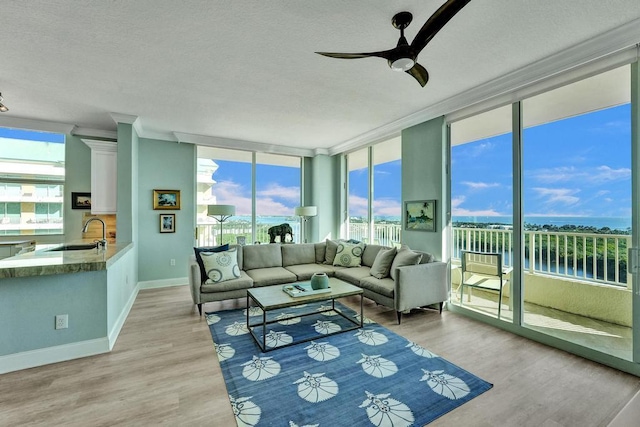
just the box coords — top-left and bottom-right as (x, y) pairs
(450, 286), (632, 361)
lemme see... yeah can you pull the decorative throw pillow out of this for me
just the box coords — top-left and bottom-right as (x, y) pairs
(333, 242), (366, 267)
(390, 246), (423, 280)
(324, 239), (339, 265)
(194, 244), (229, 280)
(200, 247), (241, 284)
(369, 247), (397, 279)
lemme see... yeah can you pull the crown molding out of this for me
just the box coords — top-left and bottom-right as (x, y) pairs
(0, 116), (75, 135)
(81, 138), (117, 151)
(174, 131), (316, 158)
(328, 17), (640, 155)
(110, 113), (143, 136)
(71, 127), (118, 140)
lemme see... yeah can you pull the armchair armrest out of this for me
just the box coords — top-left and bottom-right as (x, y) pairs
(188, 256), (202, 304)
(394, 261), (448, 312)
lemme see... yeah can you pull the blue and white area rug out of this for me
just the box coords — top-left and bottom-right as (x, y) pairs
(206, 301), (492, 427)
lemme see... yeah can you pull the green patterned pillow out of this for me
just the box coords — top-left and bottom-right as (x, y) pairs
(333, 242), (365, 267)
(201, 248), (241, 283)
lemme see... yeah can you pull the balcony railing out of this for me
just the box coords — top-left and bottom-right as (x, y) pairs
(197, 221), (630, 287)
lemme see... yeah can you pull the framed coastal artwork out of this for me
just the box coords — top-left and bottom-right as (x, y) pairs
(160, 213), (176, 233)
(405, 200), (436, 232)
(71, 192), (92, 210)
(153, 189), (180, 210)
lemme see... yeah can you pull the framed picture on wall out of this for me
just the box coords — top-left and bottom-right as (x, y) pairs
(153, 189), (180, 210)
(71, 192), (92, 209)
(160, 213), (176, 233)
(405, 200), (436, 232)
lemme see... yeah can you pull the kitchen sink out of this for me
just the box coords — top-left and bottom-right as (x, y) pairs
(47, 243), (98, 252)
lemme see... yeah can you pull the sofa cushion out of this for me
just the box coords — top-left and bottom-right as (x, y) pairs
(282, 243), (316, 266)
(242, 244), (282, 270)
(285, 263), (338, 281)
(362, 244), (387, 267)
(193, 244), (229, 281)
(335, 266), (372, 284)
(333, 241), (365, 267)
(314, 242), (326, 264)
(201, 271), (253, 293)
(369, 247), (397, 279)
(200, 247), (241, 284)
(245, 267), (297, 287)
(324, 239), (339, 264)
(390, 246), (423, 280)
(359, 276), (395, 299)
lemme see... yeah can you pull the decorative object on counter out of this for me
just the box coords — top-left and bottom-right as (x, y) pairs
(405, 199), (436, 232)
(267, 223), (293, 243)
(207, 204), (235, 245)
(294, 205), (317, 243)
(153, 189), (180, 210)
(160, 213), (176, 233)
(310, 272), (329, 290)
(71, 192), (92, 209)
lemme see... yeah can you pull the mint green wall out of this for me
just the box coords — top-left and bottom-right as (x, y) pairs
(401, 116), (447, 260)
(63, 135), (92, 241)
(309, 154), (341, 242)
(116, 123), (136, 243)
(137, 138), (195, 282)
(0, 271), (107, 355)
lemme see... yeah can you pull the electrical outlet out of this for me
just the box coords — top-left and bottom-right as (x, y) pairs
(55, 314), (68, 330)
(170, 258), (176, 266)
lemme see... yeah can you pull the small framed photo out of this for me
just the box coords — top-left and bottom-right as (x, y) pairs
(153, 189), (180, 210)
(405, 200), (436, 232)
(160, 213), (176, 233)
(71, 192), (92, 210)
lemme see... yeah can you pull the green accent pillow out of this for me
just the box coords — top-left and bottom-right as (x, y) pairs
(324, 239), (339, 264)
(333, 242), (366, 267)
(369, 247), (397, 279)
(201, 247), (241, 284)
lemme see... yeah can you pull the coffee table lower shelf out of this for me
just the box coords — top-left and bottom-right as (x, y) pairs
(246, 281), (364, 353)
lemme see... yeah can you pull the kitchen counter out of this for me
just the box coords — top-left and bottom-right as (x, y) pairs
(0, 241), (133, 278)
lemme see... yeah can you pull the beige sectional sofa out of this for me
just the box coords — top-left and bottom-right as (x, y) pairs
(188, 240), (448, 323)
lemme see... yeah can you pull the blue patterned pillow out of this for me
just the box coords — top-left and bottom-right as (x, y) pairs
(201, 248), (241, 284)
(194, 244), (229, 280)
(333, 242), (365, 267)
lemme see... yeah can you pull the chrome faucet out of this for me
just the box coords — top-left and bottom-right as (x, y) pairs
(82, 217), (107, 250)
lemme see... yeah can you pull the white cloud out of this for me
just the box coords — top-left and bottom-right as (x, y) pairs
(373, 198), (401, 216)
(462, 181), (500, 190)
(257, 183), (300, 202)
(348, 194), (368, 216)
(532, 187), (580, 205)
(213, 180), (299, 216)
(451, 195), (502, 216)
(528, 165), (630, 185)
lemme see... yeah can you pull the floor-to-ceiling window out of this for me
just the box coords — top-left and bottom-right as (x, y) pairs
(347, 148), (369, 242)
(522, 65), (632, 359)
(196, 146), (301, 246)
(449, 105), (513, 321)
(373, 138), (402, 246)
(256, 153), (301, 243)
(0, 127), (65, 236)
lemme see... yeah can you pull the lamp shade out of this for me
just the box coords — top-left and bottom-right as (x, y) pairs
(294, 206), (317, 217)
(207, 204), (236, 217)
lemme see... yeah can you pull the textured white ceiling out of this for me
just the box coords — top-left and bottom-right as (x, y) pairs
(1, 1), (639, 153)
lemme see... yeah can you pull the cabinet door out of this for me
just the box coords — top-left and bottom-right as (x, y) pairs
(82, 139), (117, 214)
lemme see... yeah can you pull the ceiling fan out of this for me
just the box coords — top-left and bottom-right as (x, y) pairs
(316, 0), (472, 87)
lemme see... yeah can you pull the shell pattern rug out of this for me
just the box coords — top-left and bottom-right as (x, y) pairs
(206, 302), (492, 427)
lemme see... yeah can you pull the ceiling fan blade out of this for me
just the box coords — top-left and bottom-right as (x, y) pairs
(410, 0), (472, 54)
(316, 49), (394, 60)
(406, 63), (429, 87)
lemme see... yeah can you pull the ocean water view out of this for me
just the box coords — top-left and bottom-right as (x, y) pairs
(453, 216), (631, 231)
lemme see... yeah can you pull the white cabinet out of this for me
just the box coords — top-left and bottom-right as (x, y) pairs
(82, 139), (117, 214)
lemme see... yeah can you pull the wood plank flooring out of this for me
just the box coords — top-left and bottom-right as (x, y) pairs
(1, 285), (639, 426)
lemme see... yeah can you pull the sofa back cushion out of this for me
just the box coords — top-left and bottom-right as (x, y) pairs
(390, 245), (423, 280)
(361, 244), (386, 267)
(200, 247), (241, 284)
(415, 251), (435, 264)
(282, 243), (316, 266)
(314, 242), (326, 263)
(369, 247), (397, 279)
(333, 241), (366, 267)
(324, 239), (339, 264)
(242, 243), (282, 270)
(193, 244), (229, 281)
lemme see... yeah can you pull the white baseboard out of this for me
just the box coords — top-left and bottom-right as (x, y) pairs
(138, 277), (188, 290)
(108, 283), (140, 350)
(0, 338), (110, 374)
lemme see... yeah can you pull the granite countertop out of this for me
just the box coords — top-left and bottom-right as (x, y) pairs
(0, 241), (134, 279)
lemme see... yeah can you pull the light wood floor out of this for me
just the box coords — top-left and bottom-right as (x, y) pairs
(2, 285), (639, 426)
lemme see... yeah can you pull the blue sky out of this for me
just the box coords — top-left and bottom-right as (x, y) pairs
(452, 104), (631, 219)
